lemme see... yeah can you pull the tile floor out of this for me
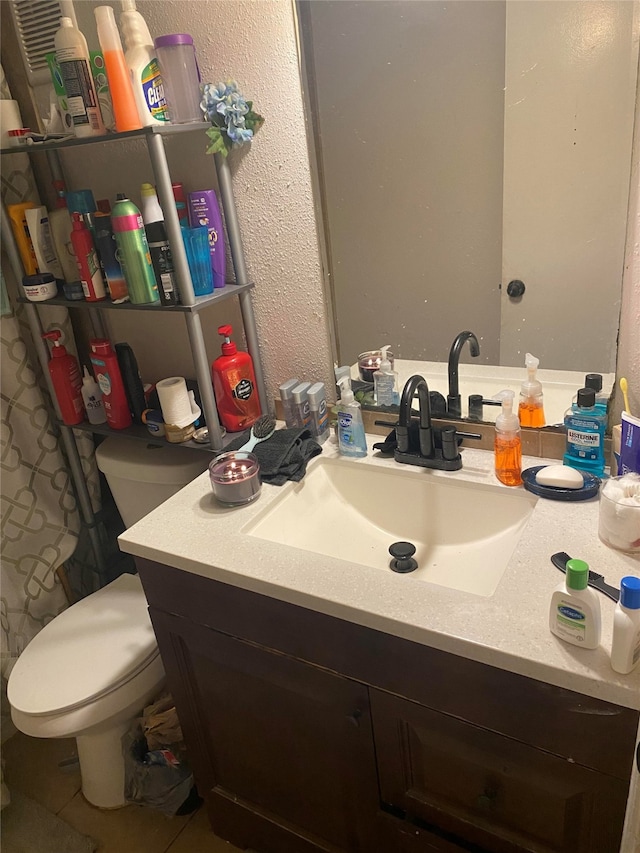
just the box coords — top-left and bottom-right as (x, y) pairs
(1, 732), (243, 852)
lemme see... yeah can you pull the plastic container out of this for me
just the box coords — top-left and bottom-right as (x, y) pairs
(291, 382), (312, 429)
(81, 366), (107, 425)
(172, 183), (189, 222)
(211, 324), (261, 432)
(70, 214), (107, 301)
(494, 390), (522, 486)
(610, 576), (640, 674)
(120, 0), (168, 126)
(7, 202), (38, 275)
(518, 352), (545, 428)
(54, 17), (106, 137)
(307, 382), (330, 444)
(563, 388), (607, 477)
(278, 378), (300, 428)
(209, 451), (261, 507)
(42, 330), (84, 425)
(94, 5), (141, 132)
(24, 207), (64, 281)
(187, 190), (226, 288)
(140, 183), (163, 225)
(182, 226), (214, 296)
(373, 349), (398, 406)
(22, 273), (58, 302)
(549, 558), (601, 649)
(598, 474), (640, 554)
(337, 376), (367, 458)
(90, 338), (132, 429)
(111, 195), (159, 305)
(49, 207), (79, 284)
(154, 34), (202, 124)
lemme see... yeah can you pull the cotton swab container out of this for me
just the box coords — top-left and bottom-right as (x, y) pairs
(598, 474), (640, 553)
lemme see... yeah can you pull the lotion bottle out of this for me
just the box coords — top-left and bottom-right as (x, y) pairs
(337, 376), (367, 458)
(549, 559), (601, 649)
(518, 352), (545, 428)
(494, 390), (522, 486)
(54, 17), (106, 137)
(610, 576), (640, 674)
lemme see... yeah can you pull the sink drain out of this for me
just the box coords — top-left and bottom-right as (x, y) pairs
(389, 541), (418, 574)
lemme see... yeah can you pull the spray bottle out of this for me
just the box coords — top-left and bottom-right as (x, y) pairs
(337, 376), (367, 458)
(494, 389), (522, 486)
(518, 352), (545, 428)
(111, 195), (159, 304)
(42, 330), (84, 425)
(120, 0), (168, 126)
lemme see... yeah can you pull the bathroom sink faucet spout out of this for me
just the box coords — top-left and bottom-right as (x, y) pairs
(397, 374), (433, 457)
(448, 331), (480, 417)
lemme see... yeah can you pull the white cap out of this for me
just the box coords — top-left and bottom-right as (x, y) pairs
(338, 375), (354, 404)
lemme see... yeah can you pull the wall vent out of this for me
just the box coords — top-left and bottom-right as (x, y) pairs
(8, 0), (64, 85)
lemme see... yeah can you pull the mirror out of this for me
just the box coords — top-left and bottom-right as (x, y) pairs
(297, 0), (638, 423)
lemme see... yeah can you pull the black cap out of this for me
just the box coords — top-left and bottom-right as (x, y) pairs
(585, 373), (602, 392)
(577, 387), (596, 408)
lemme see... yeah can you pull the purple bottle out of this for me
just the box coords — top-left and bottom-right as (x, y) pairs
(187, 190), (226, 288)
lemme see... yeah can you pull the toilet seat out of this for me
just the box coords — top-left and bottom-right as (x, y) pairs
(8, 573), (159, 717)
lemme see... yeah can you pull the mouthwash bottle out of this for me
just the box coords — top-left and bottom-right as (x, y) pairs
(518, 352), (545, 428)
(563, 387), (607, 477)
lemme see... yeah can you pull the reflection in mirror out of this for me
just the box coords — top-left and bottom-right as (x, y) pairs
(297, 0), (638, 425)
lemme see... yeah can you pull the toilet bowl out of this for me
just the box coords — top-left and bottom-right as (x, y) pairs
(8, 437), (209, 808)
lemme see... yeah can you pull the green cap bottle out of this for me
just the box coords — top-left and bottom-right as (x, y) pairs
(111, 195), (159, 305)
(566, 559), (589, 590)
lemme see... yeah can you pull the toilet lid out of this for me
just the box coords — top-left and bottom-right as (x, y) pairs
(8, 573), (159, 716)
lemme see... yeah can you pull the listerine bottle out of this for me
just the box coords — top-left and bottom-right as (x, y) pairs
(563, 387), (607, 477)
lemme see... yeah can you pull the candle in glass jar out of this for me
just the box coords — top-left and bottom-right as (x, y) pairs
(209, 451), (261, 506)
(357, 350), (394, 382)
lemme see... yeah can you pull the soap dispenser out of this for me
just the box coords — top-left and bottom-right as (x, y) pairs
(373, 346), (399, 407)
(518, 352), (545, 428)
(494, 390), (522, 486)
(337, 376), (367, 457)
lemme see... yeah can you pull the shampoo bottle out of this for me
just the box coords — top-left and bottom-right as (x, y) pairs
(120, 0), (168, 126)
(70, 214), (107, 301)
(81, 366), (107, 424)
(211, 325), (261, 432)
(549, 558), (601, 649)
(611, 576), (640, 674)
(518, 352), (545, 428)
(337, 376), (367, 458)
(42, 330), (84, 425)
(94, 5), (141, 132)
(90, 338), (132, 429)
(54, 17), (106, 137)
(563, 387), (607, 477)
(494, 390), (522, 486)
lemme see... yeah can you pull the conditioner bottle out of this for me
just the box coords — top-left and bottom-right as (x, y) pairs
(494, 390), (522, 486)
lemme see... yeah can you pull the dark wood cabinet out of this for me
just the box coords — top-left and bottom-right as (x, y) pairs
(138, 558), (638, 853)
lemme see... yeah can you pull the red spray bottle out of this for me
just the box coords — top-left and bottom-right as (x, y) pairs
(42, 330), (84, 425)
(89, 338), (132, 429)
(211, 324), (261, 432)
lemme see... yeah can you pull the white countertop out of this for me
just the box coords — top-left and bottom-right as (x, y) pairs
(119, 436), (640, 711)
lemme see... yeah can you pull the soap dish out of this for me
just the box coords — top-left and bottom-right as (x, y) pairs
(521, 466), (600, 501)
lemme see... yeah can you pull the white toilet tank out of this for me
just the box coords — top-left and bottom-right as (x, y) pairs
(96, 437), (210, 527)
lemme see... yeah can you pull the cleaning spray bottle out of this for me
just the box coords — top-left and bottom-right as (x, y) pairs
(120, 0), (168, 126)
(42, 330), (84, 425)
(211, 325), (261, 432)
(337, 376), (367, 458)
(518, 352), (545, 428)
(494, 389), (522, 486)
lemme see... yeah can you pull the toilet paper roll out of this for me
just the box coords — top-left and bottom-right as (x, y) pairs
(0, 100), (24, 147)
(156, 377), (201, 428)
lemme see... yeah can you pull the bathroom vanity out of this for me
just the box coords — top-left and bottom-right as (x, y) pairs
(119, 442), (640, 853)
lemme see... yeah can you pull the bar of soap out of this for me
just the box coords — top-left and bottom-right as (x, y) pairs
(535, 465), (584, 489)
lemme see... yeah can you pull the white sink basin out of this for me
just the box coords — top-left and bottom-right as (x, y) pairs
(245, 458), (537, 597)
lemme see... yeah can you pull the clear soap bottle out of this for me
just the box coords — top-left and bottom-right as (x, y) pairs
(518, 352), (545, 428)
(373, 348), (398, 407)
(337, 376), (367, 458)
(494, 390), (522, 486)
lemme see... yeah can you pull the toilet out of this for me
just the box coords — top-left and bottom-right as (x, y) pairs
(8, 438), (209, 809)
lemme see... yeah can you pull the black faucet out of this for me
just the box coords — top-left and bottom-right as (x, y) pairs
(396, 374), (433, 457)
(447, 331), (480, 417)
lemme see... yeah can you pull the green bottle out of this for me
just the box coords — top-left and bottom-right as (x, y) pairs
(111, 194), (159, 304)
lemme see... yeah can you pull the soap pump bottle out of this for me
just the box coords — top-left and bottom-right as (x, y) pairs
(337, 376), (367, 458)
(494, 390), (522, 486)
(42, 330), (84, 425)
(518, 352), (545, 428)
(211, 325), (261, 432)
(373, 346), (399, 407)
(549, 558), (601, 649)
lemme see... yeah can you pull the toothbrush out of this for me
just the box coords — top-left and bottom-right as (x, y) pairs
(238, 414), (276, 452)
(620, 377), (630, 413)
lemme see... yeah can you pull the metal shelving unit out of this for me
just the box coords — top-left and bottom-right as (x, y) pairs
(1, 124), (268, 572)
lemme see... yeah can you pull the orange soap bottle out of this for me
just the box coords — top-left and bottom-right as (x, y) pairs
(211, 325), (261, 432)
(518, 352), (545, 428)
(495, 390), (522, 486)
(94, 5), (141, 132)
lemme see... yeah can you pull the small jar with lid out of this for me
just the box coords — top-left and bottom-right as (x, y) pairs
(22, 273), (58, 302)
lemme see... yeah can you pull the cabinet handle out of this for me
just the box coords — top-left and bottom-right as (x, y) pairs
(346, 709), (362, 728)
(476, 786), (498, 810)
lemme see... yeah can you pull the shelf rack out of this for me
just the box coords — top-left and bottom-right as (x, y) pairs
(1, 124), (268, 575)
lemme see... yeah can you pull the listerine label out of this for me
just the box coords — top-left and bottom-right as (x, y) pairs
(141, 59), (168, 122)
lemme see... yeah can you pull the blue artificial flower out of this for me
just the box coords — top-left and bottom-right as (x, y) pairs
(226, 123), (253, 144)
(200, 80), (241, 122)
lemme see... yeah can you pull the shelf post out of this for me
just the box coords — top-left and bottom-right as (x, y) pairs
(214, 152), (269, 414)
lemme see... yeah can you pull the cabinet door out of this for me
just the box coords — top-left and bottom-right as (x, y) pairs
(150, 608), (379, 852)
(371, 690), (628, 853)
